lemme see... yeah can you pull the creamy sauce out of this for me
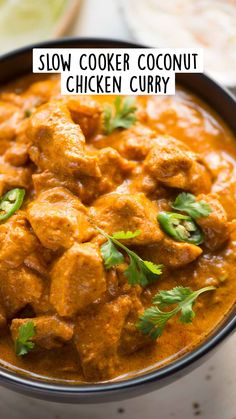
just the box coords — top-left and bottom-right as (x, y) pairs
(0, 75), (235, 383)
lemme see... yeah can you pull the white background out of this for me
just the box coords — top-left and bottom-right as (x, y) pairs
(0, 1), (235, 418)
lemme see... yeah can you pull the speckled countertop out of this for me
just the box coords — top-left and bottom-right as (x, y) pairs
(0, 334), (235, 419)
(0, 1), (235, 417)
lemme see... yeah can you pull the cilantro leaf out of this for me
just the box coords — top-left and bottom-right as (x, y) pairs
(137, 286), (215, 339)
(179, 303), (196, 323)
(103, 97), (137, 134)
(143, 261), (163, 276)
(15, 321), (36, 356)
(171, 192), (212, 219)
(124, 255), (142, 285)
(124, 257), (163, 287)
(136, 306), (172, 339)
(97, 227), (163, 287)
(153, 286), (193, 307)
(103, 106), (113, 134)
(100, 238), (124, 269)
(112, 230), (141, 240)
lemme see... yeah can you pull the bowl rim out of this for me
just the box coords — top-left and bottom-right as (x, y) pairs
(0, 37), (235, 397)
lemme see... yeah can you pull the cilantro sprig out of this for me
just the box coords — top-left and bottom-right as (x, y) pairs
(15, 321), (36, 356)
(97, 227), (163, 287)
(171, 193), (212, 219)
(103, 96), (137, 134)
(137, 286), (215, 339)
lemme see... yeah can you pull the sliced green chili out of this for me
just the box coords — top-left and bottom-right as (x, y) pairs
(0, 188), (25, 222)
(158, 211), (204, 245)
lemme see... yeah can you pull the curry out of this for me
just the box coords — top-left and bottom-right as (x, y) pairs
(0, 74), (235, 383)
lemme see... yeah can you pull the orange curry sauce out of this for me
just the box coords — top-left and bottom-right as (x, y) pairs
(0, 74), (235, 383)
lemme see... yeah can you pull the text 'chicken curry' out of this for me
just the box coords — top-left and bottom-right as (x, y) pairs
(0, 75), (235, 383)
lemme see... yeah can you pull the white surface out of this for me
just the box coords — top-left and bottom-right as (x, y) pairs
(122, 0), (236, 86)
(0, 1), (235, 418)
(70, 0), (130, 40)
(0, 335), (235, 418)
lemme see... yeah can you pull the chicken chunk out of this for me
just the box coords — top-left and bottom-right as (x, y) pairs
(32, 149), (135, 205)
(98, 123), (157, 160)
(4, 143), (29, 167)
(27, 187), (94, 251)
(188, 160), (212, 195)
(0, 212), (38, 271)
(196, 194), (230, 250)
(206, 151), (236, 220)
(0, 92), (22, 108)
(0, 78), (60, 113)
(119, 295), (153, 354)
(143, 135), (212, 194)
(90, 192), (163, 245)
(50, 243), (106, 317)
(11, 315), (73, 350)
(138, 237), (202, 268)
(0, 266), (43, 317)
(21, 78), (60, 109)
(0, 101), (23, 147)
(117, 124), (158, 160)
(28, 100), (100, 178)
(66, 96), (102, 139)
(31, 278), (53, 316)
(0, 302), (6, 329)
(24, 251), (51, 278)
(74, 296), (131, 380)
(32, 170), (82, 197)
(0, 157), (32, 194)
(0, 100), (20, 124)
(79, 148), (135, 203)
(97, 147), (135, 189)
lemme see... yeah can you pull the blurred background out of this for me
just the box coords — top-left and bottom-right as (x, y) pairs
(0, 0), (236, 87)
(0, 1), (235, 418)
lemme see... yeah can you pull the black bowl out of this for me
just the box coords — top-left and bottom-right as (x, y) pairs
(0, 38), (235, 403)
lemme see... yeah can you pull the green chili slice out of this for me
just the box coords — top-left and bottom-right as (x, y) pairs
(0, 188), (25, 222)
(158, 211), (204, 245)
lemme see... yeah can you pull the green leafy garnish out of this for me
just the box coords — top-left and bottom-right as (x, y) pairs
(100, 238), (124, 270)
(171, 193), (212, 219)
(103, 96), (137, 134)
(112, 230), (141, 240)
(24, 109), (32, 118)
(15, 321), (36, 356)
(98, 227), (163, 287)
(137, 286), (215, 339)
